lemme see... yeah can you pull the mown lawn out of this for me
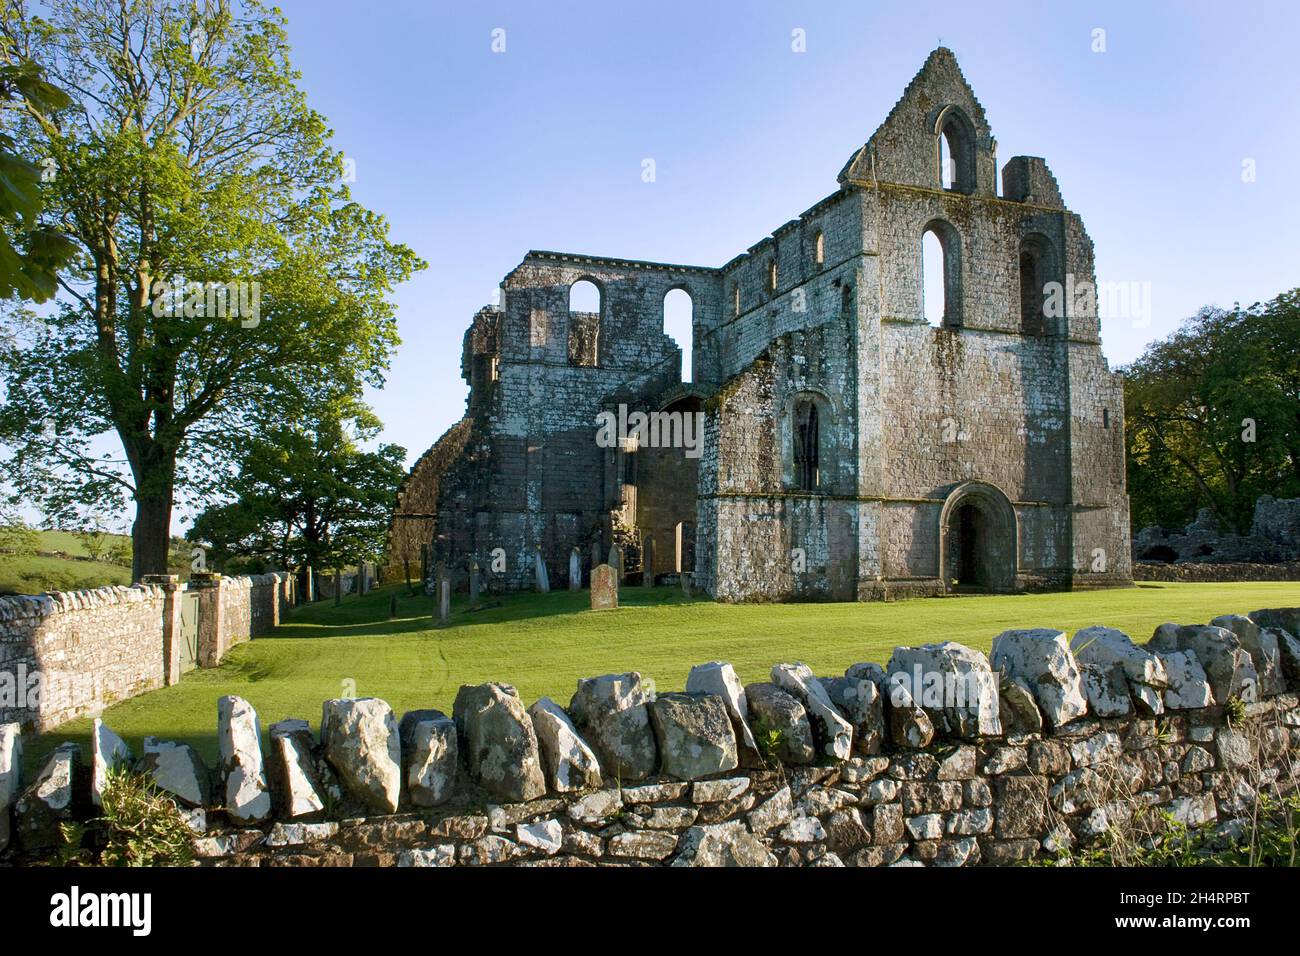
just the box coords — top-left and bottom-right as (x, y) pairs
(29, 580), (1300, 770)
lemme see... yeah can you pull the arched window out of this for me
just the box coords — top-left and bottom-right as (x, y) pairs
(663, 288), (693, 383)
(921, 220), (962, 327)
(732, 284), (740, 317)
(793, 399), (820, 491)
(935, 107), (976, 194)
(767, 259), (778, 293)
(813, 231), (825, 266)
(568, 279), (602, 366)
(1018, 235), (1054, 336)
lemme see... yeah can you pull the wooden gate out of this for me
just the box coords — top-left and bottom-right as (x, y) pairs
(179, 590), (200, 673)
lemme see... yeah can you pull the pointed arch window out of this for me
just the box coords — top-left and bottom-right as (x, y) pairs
(793, 400), (820, 491)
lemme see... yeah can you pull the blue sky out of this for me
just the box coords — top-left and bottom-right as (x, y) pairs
(270, 0), (1297, 467)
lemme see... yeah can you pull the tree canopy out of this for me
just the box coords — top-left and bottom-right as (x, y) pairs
(1122, 290), (1300, 533)
(0, 0), (423, 578)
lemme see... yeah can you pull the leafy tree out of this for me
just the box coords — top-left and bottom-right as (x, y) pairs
(0, 1), (423, 580)
(0, 17), (77, 301)
(1123, 291), (1300, 532)
(189, 398), (406, 577)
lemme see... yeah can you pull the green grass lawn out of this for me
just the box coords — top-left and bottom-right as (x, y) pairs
(27, 580), (1300, 771)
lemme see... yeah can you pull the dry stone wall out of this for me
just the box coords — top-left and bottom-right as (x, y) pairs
(4, 605), (1298, 866)
(0, 573), (291, 732)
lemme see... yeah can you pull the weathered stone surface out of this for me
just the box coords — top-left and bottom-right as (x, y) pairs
(990, 629), (1088, 728)
(887, 681), (935, 749)
(515, 818), (563, 855)
(568, 672), (656, 781)
(747, 785), (793, 833)
(265, 821), (339, 847)
(672, 821), (777, 867)
(997, 673), (1043, 735)
(744, 682), (815, 765)
(0, 723), (20, 852)
(1158, 650), (1215, 709)
(1215, 728), (1253, 769)
(1211, 615), (1286, 696)
(1147, 624), (1259, 704)
(826, 807), (873, 851)
(217, 695), (272, 824)
(685, 661), (758, 755)
(871, 803), (906, 844)
(818, 676), (885, 755)
(994, 775), (1048, 839)
(399, 709), (458, 808)
(1071, 626), (1167, 716)
(609, 830), (678, 860)
(1170, 793), (1217, 827)
(398, 844), (457, 867)
(14, 742), (80, 850)
(692, 776), (750, 803)
(453, 683), (546, 802)
(1078, 663), (1134, 718)
(648, 692), (738, 781)
(527, 697), (602, 792)
(267, 719), (330, 818)
(590, 564), (618, 610)
(771, 663), (853, 760)
(90, 718), (132, 808)
(887, 642), (1002, 738)
(567, 788), (623, 824)
(1249, 608), (1300, 688)
(321, 697), (403, 813)
(142, 737), (210, 808)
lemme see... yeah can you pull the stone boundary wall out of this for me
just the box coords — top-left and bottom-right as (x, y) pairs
(0, 573), (293, 732)
(4, 605), (1299, 866)
(1134, 562), (1300, 583)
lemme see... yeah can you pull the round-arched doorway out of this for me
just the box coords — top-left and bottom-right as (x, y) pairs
(938, 481), (1017, 592)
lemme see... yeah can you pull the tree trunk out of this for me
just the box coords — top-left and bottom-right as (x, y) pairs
(131, 491), (174, 581)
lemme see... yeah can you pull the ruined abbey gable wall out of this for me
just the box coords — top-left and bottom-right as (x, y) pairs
(420, 48), (1132, 602)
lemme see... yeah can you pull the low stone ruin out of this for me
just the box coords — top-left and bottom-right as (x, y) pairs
(3, 607), (1299, 867)
(1134, 497), (1300, 566)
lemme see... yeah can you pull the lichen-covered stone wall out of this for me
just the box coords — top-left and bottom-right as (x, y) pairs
(0, 574), (291, 732)
(5, 608), (1297, 866)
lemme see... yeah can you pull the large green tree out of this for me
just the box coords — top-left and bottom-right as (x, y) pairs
(0, 17), (76, 302)
(188, 398), (406, 575)
(1123, 291), (1300, 532)
(0, 0), (422, 578)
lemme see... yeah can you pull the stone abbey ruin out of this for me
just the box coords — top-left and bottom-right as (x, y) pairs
(390, 48), (1132, 601)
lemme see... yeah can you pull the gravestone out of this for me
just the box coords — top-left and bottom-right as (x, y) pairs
(590, 542), (601, 586)
(569, 548), (582, 591)
(642, 538), (655, 588)
(608, 544), (624, 584)
(535, 549), (550, 593)
(334, 569), (342, 607)
(590, 564), (618, 611)
(438, 576), (451, 625)
(469, 561), (481, 604)
(682, 569), (693, 597)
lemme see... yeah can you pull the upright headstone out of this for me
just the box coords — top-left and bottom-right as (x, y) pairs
(304, 565), (314, 604)
(608, 544), (624, 585)
(420, 544), (429, 593)
(334, 568), (342, 607)
(590, 564), (618, 610)
(590, 542), (601, 586)
(438, 575), (451, 625)
(642, 538), (656, 588)
(535, 549), (550, 593)
(469, 561), (481, 605)
(360, 563), (370, 596)
(569, 547), (582, 591)
(682, 569), (693, 598)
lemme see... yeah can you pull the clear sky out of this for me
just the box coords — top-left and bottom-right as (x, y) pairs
(268, 0), (1297, 468)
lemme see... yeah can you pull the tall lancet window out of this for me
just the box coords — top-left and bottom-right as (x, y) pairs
(793, 400), (820, 491)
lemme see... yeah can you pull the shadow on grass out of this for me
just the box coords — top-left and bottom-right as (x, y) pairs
(273, 582), (710, 639)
